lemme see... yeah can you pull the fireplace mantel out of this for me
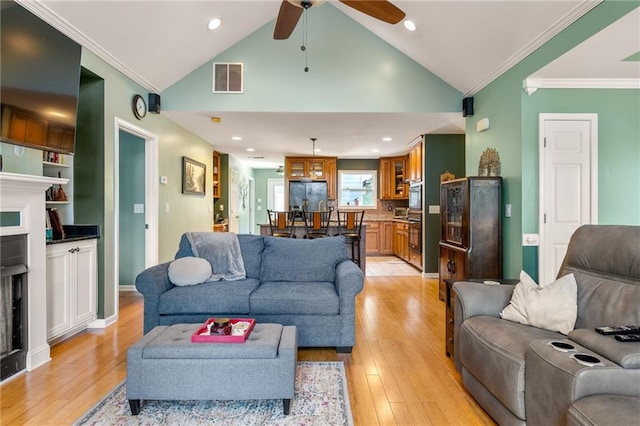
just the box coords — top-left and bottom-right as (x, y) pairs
(0, 172), (68, 375)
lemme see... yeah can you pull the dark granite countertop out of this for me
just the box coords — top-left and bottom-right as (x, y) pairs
(46, 224), (100, 245)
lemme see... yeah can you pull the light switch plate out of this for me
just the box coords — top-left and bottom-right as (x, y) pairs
(133, 203), (144, 214)
(160, 176), (168, 184)
(505, 204), (512, 217)
(522, 233), (539, 246)
(428, 205), (440, 214)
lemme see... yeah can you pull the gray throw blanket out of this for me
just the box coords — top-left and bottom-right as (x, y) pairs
(185, 232), (246, 281)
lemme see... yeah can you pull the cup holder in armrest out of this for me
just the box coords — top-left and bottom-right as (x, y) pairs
(570, 353), (604, 367)
(547, 340), (576, 352)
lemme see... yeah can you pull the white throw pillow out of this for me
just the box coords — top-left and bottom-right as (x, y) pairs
(168, 257), (212, 286)
(500, 270), (577, 334)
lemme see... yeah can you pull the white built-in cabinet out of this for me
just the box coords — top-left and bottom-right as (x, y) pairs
(46, 238), (97, 342)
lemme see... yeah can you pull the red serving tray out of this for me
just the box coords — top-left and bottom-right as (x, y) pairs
(191, 318), (255, 343)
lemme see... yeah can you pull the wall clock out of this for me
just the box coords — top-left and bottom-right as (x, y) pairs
(132, 94), (147, 120)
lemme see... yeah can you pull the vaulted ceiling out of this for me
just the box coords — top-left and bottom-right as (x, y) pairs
(21, 1), (639, 167)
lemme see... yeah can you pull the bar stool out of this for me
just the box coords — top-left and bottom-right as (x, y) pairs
(302, 209), (332, 239)
(337, 210), (365, 266)
(267, 209), (296, 238)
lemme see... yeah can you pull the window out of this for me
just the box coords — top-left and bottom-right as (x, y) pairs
(337, 170), (377, 208)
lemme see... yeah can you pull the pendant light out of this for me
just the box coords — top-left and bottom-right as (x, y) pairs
(300, 137), (317, 182)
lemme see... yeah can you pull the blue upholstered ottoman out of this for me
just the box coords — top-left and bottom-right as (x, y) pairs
(126, 323), (297, 415)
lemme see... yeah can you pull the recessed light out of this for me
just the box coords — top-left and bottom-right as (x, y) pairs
(371, 148), (379, 153)
(232, 136), (242, 141)
(403, 20), (416, 32)
(207, 18), (221, 31)
(314, 148), (321, 153)
(382, 137), (392, 142)
(211, 116), (221, 123)
(246, 148), (255, 152)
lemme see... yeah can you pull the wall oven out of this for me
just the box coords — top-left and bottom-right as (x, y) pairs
(408, 220), (422, 254)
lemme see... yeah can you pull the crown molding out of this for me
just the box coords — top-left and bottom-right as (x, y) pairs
(15, 0), (161, 93)
(464, 0), (603, 96)
(524, 77), (640, 94)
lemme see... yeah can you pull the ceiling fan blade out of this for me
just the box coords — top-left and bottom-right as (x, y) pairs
(274, 1), (304, 40)
(340, 0), (406, 24)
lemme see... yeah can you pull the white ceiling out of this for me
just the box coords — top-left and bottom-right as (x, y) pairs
(23, 0), (639, 168)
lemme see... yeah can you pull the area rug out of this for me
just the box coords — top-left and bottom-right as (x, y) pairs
(74, 362), (353, 426)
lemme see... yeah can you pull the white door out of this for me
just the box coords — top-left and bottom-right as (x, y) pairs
(539, 114), (598, 285)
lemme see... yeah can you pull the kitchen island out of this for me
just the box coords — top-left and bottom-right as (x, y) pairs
(259, 224), (367, 273)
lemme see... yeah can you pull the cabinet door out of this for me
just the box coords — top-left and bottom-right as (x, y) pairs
(309, 159), (325, 180)
(286, 158), (307, 178)
(46, 245), (72, 339)
(381, 222), (394, 255)
(365, 222), (380, 255)
(413, 143), (422, 182)
(325, 158), (336, 199)
(392, 158), (408, 198)
(379, 159), (393, 199)
(73, 240), (97, 326)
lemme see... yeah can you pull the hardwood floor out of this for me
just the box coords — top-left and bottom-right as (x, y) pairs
(1, 257), (495, 425)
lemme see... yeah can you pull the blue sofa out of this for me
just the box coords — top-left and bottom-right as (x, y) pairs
(135, 233), (365, 352)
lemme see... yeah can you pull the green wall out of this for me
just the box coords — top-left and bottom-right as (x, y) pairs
(118, 131), (145, 286)
(423, 135), (465, 273)
(0, 143), (42, 174)
(163, 4), (461, 114)
(522, 88), (640, 227)
(467, 1), (639, 279)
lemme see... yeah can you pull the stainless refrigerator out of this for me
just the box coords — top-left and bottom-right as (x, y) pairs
(289, 181), (328, 211)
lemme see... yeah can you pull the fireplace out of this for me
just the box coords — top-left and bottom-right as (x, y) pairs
(0, 234), (28, 380)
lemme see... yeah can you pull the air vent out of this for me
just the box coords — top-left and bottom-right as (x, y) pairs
(213, 63), (243, 93)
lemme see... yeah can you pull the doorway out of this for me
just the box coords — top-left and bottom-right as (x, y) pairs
(113, 118), (158, 313)
(538, 113), (598, 286)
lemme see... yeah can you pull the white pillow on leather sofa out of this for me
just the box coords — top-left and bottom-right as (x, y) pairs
(500, 270), (577, 334)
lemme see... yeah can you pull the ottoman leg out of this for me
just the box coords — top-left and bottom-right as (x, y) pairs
(129, 399), (141, 415)
(283, 398), (291, 415)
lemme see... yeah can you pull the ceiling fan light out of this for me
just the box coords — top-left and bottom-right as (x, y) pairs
(207, 18), (221, 31)
(403, 20), (416, 32)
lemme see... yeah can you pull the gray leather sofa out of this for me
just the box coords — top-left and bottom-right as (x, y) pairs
(453, 225), (640, 425)
(136, 233), (364, 352)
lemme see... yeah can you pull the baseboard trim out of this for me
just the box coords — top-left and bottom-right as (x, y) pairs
(423, 272), (439, 279)
(87, 313), (118, 329)
(27, 343), (51, 371)
(119, 285), (138, 292)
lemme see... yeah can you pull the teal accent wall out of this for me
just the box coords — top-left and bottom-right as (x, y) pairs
(423, 135), (465, 273)
(466, 1), (638, 279)
(75, 67), (106, 316)
(163, 4), (461, 114)
(522, 89), (640, 227)
(118, 130), (145, 286)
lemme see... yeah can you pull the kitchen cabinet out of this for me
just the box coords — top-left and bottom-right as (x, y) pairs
(408, 140), (423, 183)
(438, 177), (502, 301)
(393, 221), (409, 261)
(379, 156), (408, 199)
(46, 238), (97, 342)
(409, 250), (423, 271)
(365, 221), (393, 256)
(285, 156), (337, 199)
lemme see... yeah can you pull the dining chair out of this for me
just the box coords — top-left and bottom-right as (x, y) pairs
(302, 209), (332, 239)
(267, 209), (296, 238)
(336, 210), (366, 266)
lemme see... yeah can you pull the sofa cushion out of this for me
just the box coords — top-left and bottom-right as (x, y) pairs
(158, 278), (260, 315)
(250, 281), (340, 315)
(168, 257), (212, 286)
(175, 233), (264, 280)
(260, 236), (348, 283)
(460, 315), (563, 420)
(500, 270), (577, 334)
(568, 329), (640, 368)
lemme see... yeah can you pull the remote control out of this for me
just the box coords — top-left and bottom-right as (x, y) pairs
(615, 334), (640, 342)
(595, 325), (640, 335)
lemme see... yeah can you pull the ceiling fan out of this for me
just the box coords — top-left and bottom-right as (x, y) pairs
(273, 0), (406, 40)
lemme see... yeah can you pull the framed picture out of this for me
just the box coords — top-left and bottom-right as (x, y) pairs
(182, 156), (206, 195)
